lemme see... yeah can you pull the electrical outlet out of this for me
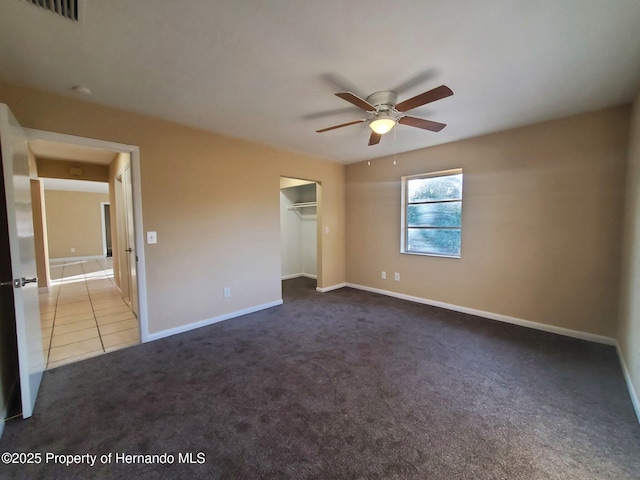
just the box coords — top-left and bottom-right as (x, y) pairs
(223, 287), (231, 298)
(381, 271), (386, 280)
(394, 272), (400, 281)
(71, 247), (75, 253)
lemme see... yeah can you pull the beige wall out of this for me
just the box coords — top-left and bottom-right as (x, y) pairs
(618, 91), (640, 413)
(7, 78), (630, 349)
(0, 81), (346, 335)
(346, 105), (630, 337)
(44, 190), (109, 259)
(37, 158), (109, 182)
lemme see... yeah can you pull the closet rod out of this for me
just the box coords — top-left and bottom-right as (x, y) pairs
(287, 202), (317, 210)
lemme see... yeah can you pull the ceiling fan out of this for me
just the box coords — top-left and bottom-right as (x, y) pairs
(316, 85), (453, 146)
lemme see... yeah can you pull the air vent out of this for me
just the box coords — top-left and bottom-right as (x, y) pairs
(24, 0), (80, 22)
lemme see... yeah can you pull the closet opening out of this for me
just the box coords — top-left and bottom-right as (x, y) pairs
(280, 177), (319, 293)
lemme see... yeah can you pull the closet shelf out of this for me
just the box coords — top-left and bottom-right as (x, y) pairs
(287, 202), (317, 210)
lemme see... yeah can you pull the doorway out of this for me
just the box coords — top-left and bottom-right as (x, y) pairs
(38, 175), (139, 369)
(26, 129), (148, 363)
(280, 177), (319, 290)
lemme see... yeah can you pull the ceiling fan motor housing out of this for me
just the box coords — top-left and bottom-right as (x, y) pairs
(366, 91), (399, 116)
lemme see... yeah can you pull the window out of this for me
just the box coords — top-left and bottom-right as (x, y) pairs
(401, 168), (463, 257)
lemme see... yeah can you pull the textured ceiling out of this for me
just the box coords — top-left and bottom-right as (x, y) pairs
(1, 0), (640, 164)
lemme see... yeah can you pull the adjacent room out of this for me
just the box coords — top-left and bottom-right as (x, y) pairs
(39, 179), (140, 369)
(29, 142), (142, 370)
(0, 1), (639, 478)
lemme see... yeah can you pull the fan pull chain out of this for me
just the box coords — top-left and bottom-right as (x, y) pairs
(393, 127), (397, 165)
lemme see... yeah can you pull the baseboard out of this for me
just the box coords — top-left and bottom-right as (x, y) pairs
(50, 255), (105, 262)
(146, 299), (283, 342)
(345, 283), (617, 346)
(282, 273), (318, 280)
(281, 273), (301, 280)
(616, 342), (640, 425)
(316, 282), (347, 293)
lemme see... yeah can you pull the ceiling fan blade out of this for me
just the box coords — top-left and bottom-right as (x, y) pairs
(335, 92), (376, 111)
(399, 116), (447, 132)
(368, 131), (382, 146)
(391, 69), (436, 96)
(316, 119), (366, 133)
(395, 85), (453, 112)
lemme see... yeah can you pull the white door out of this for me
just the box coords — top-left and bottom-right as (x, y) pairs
(0, 104), (44, 418)
(122, 165), (138, 316)
(115, 175), (130, 305)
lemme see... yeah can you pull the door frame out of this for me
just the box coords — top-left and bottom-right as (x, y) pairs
(279, 176), (322, 287)
(100, 201), (110, 258)
(121, 164), (138, 316)
(24, 128), (149, 343)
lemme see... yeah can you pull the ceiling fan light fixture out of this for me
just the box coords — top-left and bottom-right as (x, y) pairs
(369, 116), (396, 135)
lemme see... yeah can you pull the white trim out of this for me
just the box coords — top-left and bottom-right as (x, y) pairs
(25, 128), (149, 345)
(316, 282), (347, 293)
(49, 254), (106, 262)
(146, 300), (283, 342)
(616, 342), (640, 425)
(100, 202), (109, 257)
(281, 273), (302, 280)
(281, 273), (318, 281)
(25, 128), (138, 153)
(401, 168), (463, 257)
(345, 283), (617, 346)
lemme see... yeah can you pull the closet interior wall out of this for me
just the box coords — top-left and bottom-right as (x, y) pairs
(280, 182), (317, 281)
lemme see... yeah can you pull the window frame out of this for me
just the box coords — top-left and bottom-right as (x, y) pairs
(400, 168), (463, 258)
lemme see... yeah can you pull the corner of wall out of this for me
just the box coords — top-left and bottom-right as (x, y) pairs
(617, 89), (640, 424)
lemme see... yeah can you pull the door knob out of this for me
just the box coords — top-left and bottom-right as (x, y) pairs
(125, 248), (133, 253)
(1, 278), (36, 288)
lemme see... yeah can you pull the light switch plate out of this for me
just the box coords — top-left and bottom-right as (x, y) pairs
(147, 231), (157, 244)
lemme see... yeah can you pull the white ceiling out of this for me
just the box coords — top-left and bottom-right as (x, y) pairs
(1, 1), (639, 164)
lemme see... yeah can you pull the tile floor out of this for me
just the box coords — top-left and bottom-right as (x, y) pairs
(39, 258), (140, 370)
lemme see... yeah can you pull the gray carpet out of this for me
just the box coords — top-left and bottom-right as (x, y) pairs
(1, 277), (639, 479)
